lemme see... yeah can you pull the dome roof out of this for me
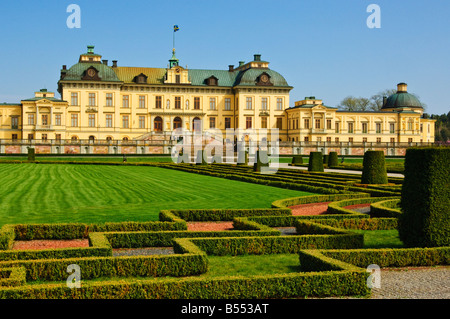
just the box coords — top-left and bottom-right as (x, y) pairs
(234, 68), (290, 87)
(62, 62), (121, 82)
(382, 83), (422, 109)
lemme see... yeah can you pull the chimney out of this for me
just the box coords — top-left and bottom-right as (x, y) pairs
(102, 60), (108, 66)
(254, 54), (261, 61)
(112, 60), (117, 68)
(228, 65), (234, 72)
(238, 61), (245, 67)
(62, 65), (67, 70)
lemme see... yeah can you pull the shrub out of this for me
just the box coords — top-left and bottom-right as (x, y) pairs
(253, 150), (269, 172)
(195, 150), (207, 165)
(370, 199), (401, 218)
(361, 151), (388, 184)
(323, 154), (329, 165)
(27, 148), (35, 162)
(399, 147), (450, 247)
(308, 152), (324, 172)
(328, 152), (339, 167)
(291, 155), (303, 165)
(237, 150), (248, 165)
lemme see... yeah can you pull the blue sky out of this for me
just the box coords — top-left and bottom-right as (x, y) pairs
(0, 0), (449, 114)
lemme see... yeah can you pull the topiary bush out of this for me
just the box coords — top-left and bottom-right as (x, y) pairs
(361, 151), (388, 184)
(398, 147), (450, 247)
(292, 155), (303, 165)
(323, 154), (329, 165)
(328, 152), (339, 167)
(27, 148), (35, 162)
(253, 150), (269, 172)
(308, 152), (324, 172)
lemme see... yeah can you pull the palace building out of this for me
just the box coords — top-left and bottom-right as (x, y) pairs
(0, 45), (436, 155)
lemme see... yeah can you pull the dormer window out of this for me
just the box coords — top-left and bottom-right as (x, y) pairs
(256, 72), (272, 86)
(134, 73), (148, 84)
(206, 76), (218, 86)
(82, 67), (101, 81)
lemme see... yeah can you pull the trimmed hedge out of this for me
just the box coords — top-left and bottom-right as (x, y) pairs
(326, 197), (399, 216)
(0, 268), (370, 299)
(271, 193), (370, 208)
(291, 155), (303, 165)
(399, 147), (450, 247)
(309, 218), (398, 231)
(0, 225), (15, 250)
(370, 199), (401, 218)
(322, 246), (450, 268)
(0, 267), (26, 287)
(161, 208), (291, 222)
(308, 152), (324, 172)
(361, 151), (388, 184)
(328, 152), (339, 167)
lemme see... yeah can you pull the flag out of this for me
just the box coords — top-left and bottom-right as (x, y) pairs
(174, 25), (179, 32)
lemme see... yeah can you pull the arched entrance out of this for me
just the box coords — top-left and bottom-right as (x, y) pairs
(192, 117), (201, 131)
(154, 116), (163, 132)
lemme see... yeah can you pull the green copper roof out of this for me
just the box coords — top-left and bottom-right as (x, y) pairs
(382, 92), (422, 109)
(21, 97), (66, 102)
(61, 62), (121, 82)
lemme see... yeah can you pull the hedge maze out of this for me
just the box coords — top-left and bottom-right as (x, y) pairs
(0, 148), (449, 299)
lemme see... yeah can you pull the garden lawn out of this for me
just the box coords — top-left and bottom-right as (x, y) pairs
(0, 164), (313, 226)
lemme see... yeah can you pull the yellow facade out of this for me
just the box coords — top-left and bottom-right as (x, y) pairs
(0, 46), (437, 149)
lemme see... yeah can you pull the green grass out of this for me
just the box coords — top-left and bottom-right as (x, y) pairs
(0, 163), (313, 226)
(205, 254), (302, 277)
(352, 229), (405, 248)
(0, 156), (173, 163)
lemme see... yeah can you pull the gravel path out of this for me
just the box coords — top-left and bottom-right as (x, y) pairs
(370, 267), (450, 299)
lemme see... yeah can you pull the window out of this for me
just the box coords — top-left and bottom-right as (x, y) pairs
(408, 138), (413, 143)
(173, 117), (182, 129)
(420, 124), (423, 133)
(376, 137), (381, 143)
(42, 114), (48, 126)
(89, 93), (96, 106)
(335, 122), (340, 133)
(362, 123), (368, 134)
(295, 119), (299, 129)
(246, 117), (252, 129)
(122, 115), (129, 128)
(335, 137), (340, 143)
(106, 93), (113, 107)
(194, 97), (200, 110)
(106, 136), (113, 142)
(363, 137), (368, 143)
(154, 116), (163, 131)
(261, 98), (268, 110)
(276, 98), (283, 110)
(71, 93), (78, 106)
(407, 121), (413, 130)
(55, 134), (61, 141)
(304, 119), (310, 129)
(88, 114), (96, 127)
(315, 119), (321, 129)
(28, 114), (35, 125)
(175, 97), (181, 109)
(105, 114), (113, 128)
(11, 117), (19, 129)
(209, 98), (216, 110)
(276, 118), (283, 130)
(225, 117), (231, 129)
(390, 123), (395, 134)
(326, 137), (331, 143)
(390, 138), (396, 143)
(55, 114), (61, 126)
(376, 123), (381, 134)
(261, 117), (267, 129)
(42, 134), (47, 141)
(155, 96), (162, 109)
(304, 136), (309, 142)
(139, 116), (145, 129)
(348, 122), (354, 134)
(348, 137), (353, 143)
(71, 114), (78, 127)
(28, 134), (34, 140)
(139, 96), (146, 108)
(327, 119), (332, 130)
(209, 117), (216, 129)
(175, 74), (180, 84)
(246, 97), (252, 110)
(224, 98), (231, 111)
(122, 95), (129, 108)
(317, 137), (322, 142)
